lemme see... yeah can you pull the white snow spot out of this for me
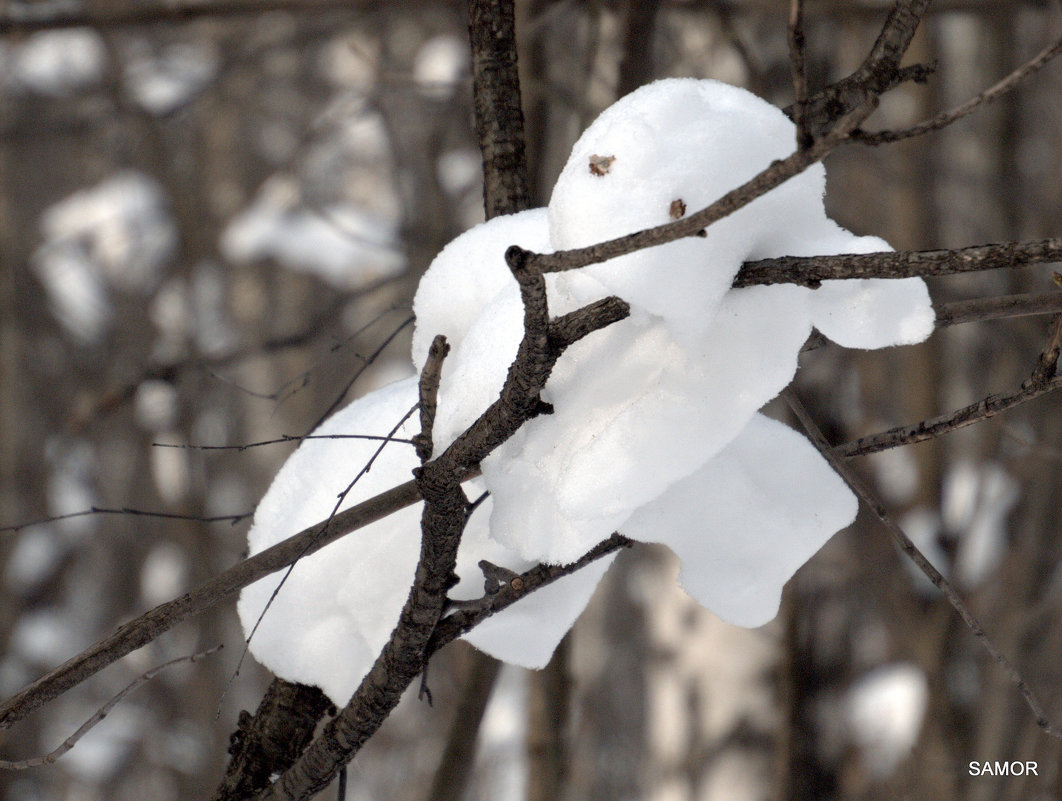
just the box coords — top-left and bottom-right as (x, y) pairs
(846, 663), (928, 777)
(33, 171), (176, 340)
(4, 529), (65, 594)
(123, 39), (218, 115)
(221, 175), (403, 288)
(11, 29), (104, 96)
(413, 34), (467, 98)
(140, 542), (189, 608)
(945, 461), (1019, 586)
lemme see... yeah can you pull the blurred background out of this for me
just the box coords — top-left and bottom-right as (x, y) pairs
(2, 0), (1062, 799)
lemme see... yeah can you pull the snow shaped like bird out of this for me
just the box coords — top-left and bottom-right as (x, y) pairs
(239, 78), (935, 702)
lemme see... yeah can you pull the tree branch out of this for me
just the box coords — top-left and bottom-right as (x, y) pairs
(835, 314), (1062, 457)
(469, 0), (533, 217)
(787, 0), (812, 150)
(785, 389), (1062, 740)
(528, 97), (877, 275)
(854, 34), (1062, 145)
(735, 238), (1062, 287)
(0, 647), (221, 771)
(796, 0), (935, 136)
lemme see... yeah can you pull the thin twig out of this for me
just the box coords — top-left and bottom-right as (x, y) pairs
(152, 433), (417, 452)
(0, 287), (626, 731)
(414, 336), (450, 463)
(836, 314), (1062, 457)
(855, 34), (1062, 145)
(0, 646), (223, 770)
(0, 507), (250, 535)
(305, 315), (414, 433)
(936, 292), (1062, 327)
(234, 403), (421, 689)
(784, 389), (1062, 740)
(834, 375), (1062, 458)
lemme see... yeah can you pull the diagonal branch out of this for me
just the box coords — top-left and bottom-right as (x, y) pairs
(785, 389), (1062, 741)
(0, 647), (222, 770)
(835, 314), (1062, 457)
(526, 98), (877, 275)
(855, 34), (1062, 145)
(796, 0), (935, 136)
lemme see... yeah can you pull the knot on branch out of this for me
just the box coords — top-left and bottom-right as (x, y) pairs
(505, 244), (537, 279)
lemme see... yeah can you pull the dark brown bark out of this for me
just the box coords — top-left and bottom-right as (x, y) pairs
(469, 0), (533, 218)
(213, 679), (333, 801)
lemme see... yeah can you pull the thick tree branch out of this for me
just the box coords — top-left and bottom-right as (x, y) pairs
(0, 284), (627, 733)
(796, 0), (935, 136)
(469, 0), (533, 217)
(735, 238), (1062, 287)
(212, 678), (333, 801)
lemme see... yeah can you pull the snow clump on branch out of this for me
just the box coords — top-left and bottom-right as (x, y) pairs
(238, 78), (934, 704)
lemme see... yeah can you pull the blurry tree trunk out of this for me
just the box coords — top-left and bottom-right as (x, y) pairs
(527, 636), (571, 801)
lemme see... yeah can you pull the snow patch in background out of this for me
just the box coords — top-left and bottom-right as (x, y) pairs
(33, 171), (176, 342)
(9, 28), (104, 96)
(414, 34), (467, 98)
(122, 39), (218, 115)
(221, 175), (404, 289)
(846, 663), (928, 777)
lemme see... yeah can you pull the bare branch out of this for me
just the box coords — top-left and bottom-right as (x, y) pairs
(305, 315), (414, 433)
(835, 376), (1062, 458)
(735, 238), (1062, 287)
(428, 533), (635, 653)
(213, 678), (333, 801)
(796, 0), (935, 135)
(0, 0), (370, 35)
(855, 34), (1062, 145)
(1, 506), (250, 536)
(835, 314), (1062, 457)
(0, 478), (424, 730)
(0, 647), (222, 771)
(936, 292), (1062, 327)
(787, 0), (812, 150)
(785, 390), (1062, 740)
(414, 336), (450, 462)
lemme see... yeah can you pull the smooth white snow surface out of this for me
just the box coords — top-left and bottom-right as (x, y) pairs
(240, 78), (934, 702)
